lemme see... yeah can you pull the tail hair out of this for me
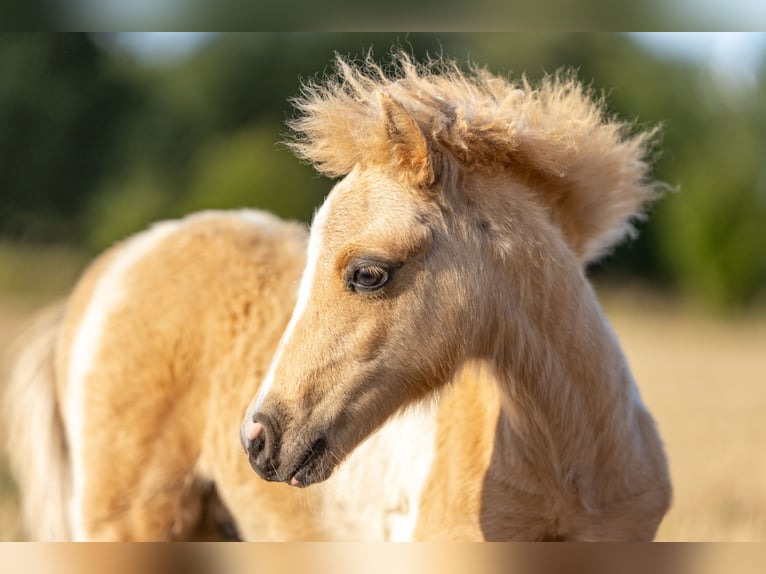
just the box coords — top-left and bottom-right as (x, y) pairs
(2, 303), (71, 540)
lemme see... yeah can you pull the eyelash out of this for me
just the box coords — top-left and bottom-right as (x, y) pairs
(345, 260), (400, 293)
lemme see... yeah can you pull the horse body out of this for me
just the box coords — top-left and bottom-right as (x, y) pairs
(5, 55), (672, 541)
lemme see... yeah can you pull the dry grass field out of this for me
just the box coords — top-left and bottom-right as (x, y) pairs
(602, 291), (766, 542)
(0, 288), (764, 541)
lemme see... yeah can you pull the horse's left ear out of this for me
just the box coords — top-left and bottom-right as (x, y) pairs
(379, 92), (440, 189)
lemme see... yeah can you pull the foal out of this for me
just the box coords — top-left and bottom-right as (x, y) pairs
(240, 55), (671, 540)
(5, 55), (671, 541)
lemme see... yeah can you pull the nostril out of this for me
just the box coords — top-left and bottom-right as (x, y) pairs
(246, 414), (279, 476)
(246, 419), (264, 442)
(247, 422), (266, 460)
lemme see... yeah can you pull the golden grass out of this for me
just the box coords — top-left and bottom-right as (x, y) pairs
(0, 290), (764, 541)
(601, 289), (766, 541)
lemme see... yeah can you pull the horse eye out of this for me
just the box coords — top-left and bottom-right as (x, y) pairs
(350, 265), (389, 292)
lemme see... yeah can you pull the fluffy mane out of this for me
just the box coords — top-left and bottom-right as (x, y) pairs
(287, 53), (661, 262)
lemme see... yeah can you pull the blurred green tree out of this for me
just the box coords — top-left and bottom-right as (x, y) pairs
(178, 126), (329, 222)
(0, 33), (139, 242)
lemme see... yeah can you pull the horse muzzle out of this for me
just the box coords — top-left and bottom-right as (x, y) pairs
(240, 410), (334, 488)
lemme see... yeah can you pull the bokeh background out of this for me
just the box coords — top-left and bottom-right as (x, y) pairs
(0, 32), (765, 541)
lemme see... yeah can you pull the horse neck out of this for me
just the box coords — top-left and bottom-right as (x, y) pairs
(476, 207), (644, 506)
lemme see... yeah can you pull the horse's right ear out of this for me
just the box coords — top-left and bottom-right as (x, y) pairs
(378, 92), (440, 189)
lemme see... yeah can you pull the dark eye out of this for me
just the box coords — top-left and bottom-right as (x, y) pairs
(349, 264), (390, 292)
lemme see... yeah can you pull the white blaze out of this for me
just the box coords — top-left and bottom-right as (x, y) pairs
(247, 190), (336, 415)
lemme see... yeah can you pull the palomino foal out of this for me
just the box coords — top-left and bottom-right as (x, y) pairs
(4, 55), (671, 541)
(240, 56), (671, 540)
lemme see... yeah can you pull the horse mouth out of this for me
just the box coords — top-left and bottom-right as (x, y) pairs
(287, 437), (331, 488)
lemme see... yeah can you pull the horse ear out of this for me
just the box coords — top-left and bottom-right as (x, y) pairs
(379, 92), (440, 189)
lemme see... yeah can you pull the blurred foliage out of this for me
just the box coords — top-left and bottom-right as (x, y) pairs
(0, 33), (138, 241)
(1, 33), (765, 312)
(178, 126), (329, 221)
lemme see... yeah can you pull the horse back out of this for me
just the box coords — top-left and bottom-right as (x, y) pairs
(55, 210), (307, 540)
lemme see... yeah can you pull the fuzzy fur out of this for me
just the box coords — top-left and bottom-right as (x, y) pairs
(2, 304), (70, 540)
(288, 53), (660, 262)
